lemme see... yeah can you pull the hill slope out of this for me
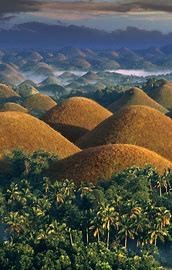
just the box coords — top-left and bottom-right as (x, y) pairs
(108, 87), (167, 113)
(0, 102), (28, 113)
(47, 144), (172, 184)
(77, 105), (172, 161)
(0, 84), (19, 100)
(149, 81), (172, 110)
(24, 93), (56, 116)
(0, 111), (80, 158)
(43, 97), (112, 142)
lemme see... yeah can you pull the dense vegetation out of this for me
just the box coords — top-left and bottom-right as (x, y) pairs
(1, 150), (172, 269)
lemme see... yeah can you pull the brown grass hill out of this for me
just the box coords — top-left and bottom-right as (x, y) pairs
(0, 102), (28, 113)
(24, 93), (57, 117)
(43, 97), (112, 142)
(0, 111), (80, 158)
(149, 80), (172, 110)
(82, 71), (99, 81)
(77, 105), (172, 161)
(108, 87), (167, 114)
(16, 84), (39, 98)
(0, 63), (24, 85)
(39, 76), (60, 88)
(47, 144), (172, 185)
(0, 84), (20, 101)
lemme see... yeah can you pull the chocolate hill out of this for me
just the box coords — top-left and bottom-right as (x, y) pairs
(24, 93), (56, 116)
(43, 97), (112, 142)
(0, 84), (20, 101)
(0, 111), (80, 158)
(149, 81), (172, 110)
(0, 102), (28, 113)
(108, 87), (167, 113)
(77, 105), (172, 161)
(47, 144), (172, 184)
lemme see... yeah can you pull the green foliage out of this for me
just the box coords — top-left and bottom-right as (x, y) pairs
(0, 151), (172, 269)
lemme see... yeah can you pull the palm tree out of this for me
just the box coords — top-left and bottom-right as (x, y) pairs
(118, 214), (136, 249)
(155, 207), (171, 229)
(97, 203), (117, 249)
(148, 224), (168, 246)
(89, 215), (102, 243)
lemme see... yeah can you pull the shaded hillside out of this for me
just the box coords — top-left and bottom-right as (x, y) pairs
(0, 102), (28, 113)
(149, 81), (172, 110)
(108, 87), (167, 113)
(43, 97), (112, 142)
(0, 111), (80, 158)
(16, 84), (39, 98)
(0, 84), (20, 102)
(77, 105), (172, 161)
(47, 144), (172, 184)
(24, 93), (56, 116)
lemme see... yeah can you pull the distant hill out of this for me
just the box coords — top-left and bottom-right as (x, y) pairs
(149, 80), (172, 110)
(0, 64), (24, 85)
(47, 144), (172, 184)
(24, 93), (57, 116)
(0, 84), (20, 102)
(0, 102), (28, 113)
(108, 87), (168, 113)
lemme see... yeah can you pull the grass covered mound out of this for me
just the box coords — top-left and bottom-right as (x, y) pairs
(0, 111), (80, 158)
(24, 93), (57, 116)
(108, 87), (167, 113)
(47, 144), (172, 184)
(43, 97), (112, 142)
(149, 82), (172, 110)
(0, 84), (19, 99)
(0, 102), (28, 113)
(77, 105), (172, 161)
(16, 84), (39, 98)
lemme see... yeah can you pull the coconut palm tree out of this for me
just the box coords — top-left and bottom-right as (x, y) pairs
(148, 224), (168, 246)
(118, 214), (136, 249)
(97, 203), (116, 249)
(89, 215), (102, 243)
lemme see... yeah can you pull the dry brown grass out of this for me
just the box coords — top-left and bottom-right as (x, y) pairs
(0, 102), (28, 113)
(0, 111), (80, 158)
(47, 144), (172, 184)
(0, 84), (19, 99)
(24, 93), (57, 115)
(108, 87), (167, 113)
(77, 105), (172, 161)
(43, 97), (112, 142)
(150, 82), (172, 110)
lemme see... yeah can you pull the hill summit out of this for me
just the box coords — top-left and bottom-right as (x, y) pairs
(43, 97), (112, 142)
(47, 144), (172, 184)
(77, 105), (172, 161)
(108, 87), (167, 113)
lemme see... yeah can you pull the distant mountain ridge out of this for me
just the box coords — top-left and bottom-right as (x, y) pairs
(1, 22), (172, 50)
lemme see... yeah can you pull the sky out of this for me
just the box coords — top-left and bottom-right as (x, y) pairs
(1, 0), (172, 33)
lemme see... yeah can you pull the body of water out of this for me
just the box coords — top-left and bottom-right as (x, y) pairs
(107, 69), (172, 77)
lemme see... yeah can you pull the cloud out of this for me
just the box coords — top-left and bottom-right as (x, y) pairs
(0, 0), (40, 18)
(1, 0), (172, 21)
(37, 1), (172, 15)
